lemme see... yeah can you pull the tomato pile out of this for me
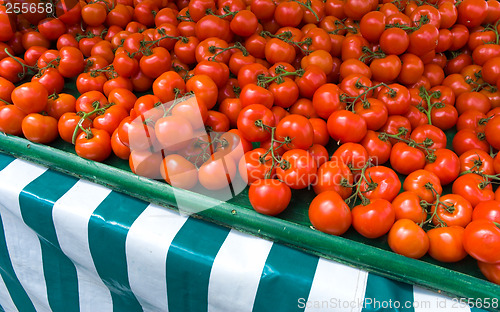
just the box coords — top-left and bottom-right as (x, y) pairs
(2, 0), (500, 285)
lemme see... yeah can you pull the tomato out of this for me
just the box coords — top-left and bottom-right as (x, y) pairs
(160, 154), (198, 190)
(390, 142), (426, 175)
(473, 200), (500, 223)
(155, 115), (193, 151)
(11, 82), (48, 114)
(407, 24), (439, 57)
(57, 113), (93, 144)
(275, 115), (314, 150)
(452, 129), (490, 156)
(249, 179), (291, 216)
(129, 150), (163, 179)
(274, 1), (303, 27)
(359, 166), (400, 202)
(360, 130), (392, 165)
(352, 199), (395, 239)
(452, 173), (495, 208)
(312, 83), (343, 120)
(111, 129), (131, 160)
(457, 0), (488, 28)
(239, 148), (274, 184)
(239, 83), (274, 109)
(430, 194), (473, 228)
(186, 74), (218, 110)
(198, 153), (237, 191)
(455, 91), (491, 115)
(370, 55), (402, 83)
(313, 158), (353, 199)
(81, 3), (108, 27)
(485, 115), (500, 150)
(424, 149), (460, 186)
(139, 47), (171, 79)
(152, 71), (186, 103)
(353, 98), (388, 131)
(388, 219), (429, 259)
(391, 192), (427, 223)
(403, 169), (442, 203)
(0, 105), (26, 136)
(427, 226), (467, 263)
(459, 148), (495, 176)
(296, 65), (327, 98)
(327, 110), (367, 144)
(308, 191), (352, 236)
(46, 93), (76, 120)
(75, 128), (112, 162)
(237, 104), (275, 142)
(398, 53), (424, 85)
(410, 124), (447, 150)
(478, 261), (500, 285)
(359, 11), (386, 43)
(276, 149), (317, 189)
(463, 220), (500, 264)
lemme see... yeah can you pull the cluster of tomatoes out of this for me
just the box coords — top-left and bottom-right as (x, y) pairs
(2, 0), (500, 285)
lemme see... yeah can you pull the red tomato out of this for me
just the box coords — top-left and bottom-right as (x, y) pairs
(390, 142), (426, 175)
(11, 82), (48, 114)
(473, 200), (500, 223)
(403, 170), (442, 203)
(452, 173), (495, 208)
(308, 190), (352, 236)
(427, 226), (468, 263)
(359, 166), (401, 202)
(352, 199), (395, 239)
(463, 220), (500, 264)
(276, 149), (317, 189)
(75, 128), (112, 162)
(275, 115), (314, 150)
(327, 110), (367, 143)
(313, 157), (353, 199)
(160, 154), (198, 190)
(424, 148), (460, 186)
(391, 192), (427, 223)
(388, 219), (429, 259)
(249, 179), (291, 216)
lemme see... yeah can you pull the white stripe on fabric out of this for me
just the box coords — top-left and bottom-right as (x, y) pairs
(0, 270), (18, 312)
(207, 229), (273, 312)
(52, 179), (113, 312)
(413, 286), (471, 312)
(0, 160), (50, 312)
(305, 258), (368, 312)
(126, 204), (188, 312)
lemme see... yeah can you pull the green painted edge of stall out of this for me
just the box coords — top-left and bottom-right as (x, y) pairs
(1, 132), (499, 308)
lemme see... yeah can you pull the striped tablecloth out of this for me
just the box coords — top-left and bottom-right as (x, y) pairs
(0, 153), (491, 312)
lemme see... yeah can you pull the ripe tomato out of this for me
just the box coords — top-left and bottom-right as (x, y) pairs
(129, 150), (163, 179)
(249, 179), (292, 216)
(327, 110), (367, 144)
(360, 130), (392, 165)
(238, 148), (274, 184)
(410, 124), (447, 149)
(459, 148), (495, 176)
(237, 104), (275, 142)
(452, 173), (495, 207)
(160, 154), (198, 190)
(473, 200), (500, 223)
(352, 199), (395, 239)
(431, 194), (473, 228)
(313, 157), (353, 199)
(152, 71), (186, 103)
(427, 226), (467, 263)
(403, 170), (442, 203)
(275, 115), (314, 150)
(312, 83), (344, 119)
(155, 115), (193, 151)
(0, 105), (26, 136)
(11, 82), (48, 114)
(359, 166), (401, 202)
(485, 115), (500, 150)
(276, 149), (317, 190)
(478, 261), (500, 285)
(198, 153), (237, 191)
(388, 219), (429, 259)
(353, 98), (388, 131)
(390, 142), (426, 175)
(75, 128), (112, 162)
(424, 148), (460, 186)
(452, 129), (490, 156)
(308, 190), (352, 236)
(391, 191), (427, 223)
(463, 220), (500, 264)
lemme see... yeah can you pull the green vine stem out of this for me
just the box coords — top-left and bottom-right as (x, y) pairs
(342, 161), (375, 207)
(257, 66), (305, 87)
(419, 183), (451, 228)
(378, 128), (436, 158)
(71, 101), (113, 144)
(208, 41), (249, 61)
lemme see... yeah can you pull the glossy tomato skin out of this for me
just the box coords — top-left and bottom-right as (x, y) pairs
(403, 169), (442, 203)
(427, 226), (468, 263)
(276, 149), (317, 190)
(360, 166), (401, 202)
(75, 128), (112, 162)
(424, 149), (460, 186)
(327, 110), (367, 143)
(313, 158), (353, 199)
(249, 179), (292, 216)
(21, 113), (58, 144)
(463, 220), (500, 264)
(390, 142), (426, 175)
(159, 154), (198, 190)
(0, 105), (26, 136)
(198, 153), (237, 191)
(352, 199), (395, 239)
(11, 82), (48, 114)
(452, 173), (495, 207)
(237, 104), (275, 142)
(473, 200), (500, 223)
(309, 190), (352, 236)
(431, 194), (473, 228)
(275, 114), (314, 150)
(391, 191), (427, 223)
(388, 219), (429, 259)
(360, 130), (392, 165)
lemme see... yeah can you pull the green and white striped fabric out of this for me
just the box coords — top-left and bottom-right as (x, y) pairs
(0, 153), (490, 312)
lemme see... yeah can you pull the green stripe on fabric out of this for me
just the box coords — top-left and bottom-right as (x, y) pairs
(252, 244), (319, 312)
(19, 170), (79, 312)
(0, 153), (14, 171)
(0, 213), (36, 312)
(362, 273), (414, 312)
(166, 217), (230, 312)
(88, 191), (148, 312)
(471, 307), (490, 312)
